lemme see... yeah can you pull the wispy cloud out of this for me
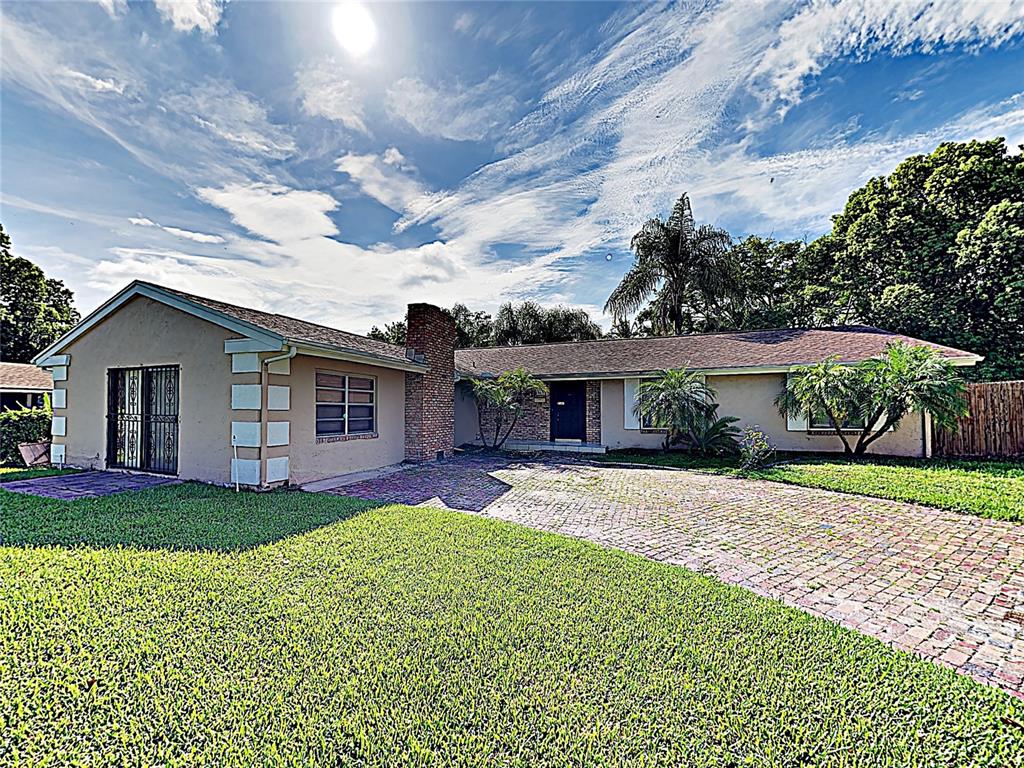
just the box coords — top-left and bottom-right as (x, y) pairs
(335, 152), (430, 214)
(129, 216), (226, 244)
(386, 75), (520, 142)
(296, 59), (367, 133)
(195, 182), (340, 243)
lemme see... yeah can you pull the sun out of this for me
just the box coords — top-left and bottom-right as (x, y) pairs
(332, 3), (377, 57)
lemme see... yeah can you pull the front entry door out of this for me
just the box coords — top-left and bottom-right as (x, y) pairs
(106, 365), (180, 474)
(550, 381), (586, 441)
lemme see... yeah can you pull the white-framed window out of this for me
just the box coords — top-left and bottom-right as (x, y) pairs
(808, 410), (866, 431)
(315, 370), (376, 437)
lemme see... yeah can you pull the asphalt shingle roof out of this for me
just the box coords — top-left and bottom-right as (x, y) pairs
(0, 362), (53, 390)
(454, 326), (979, 378)
(151, 283), (415, 367)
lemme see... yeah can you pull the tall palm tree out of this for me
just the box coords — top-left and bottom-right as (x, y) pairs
(605, 193), (734, 335)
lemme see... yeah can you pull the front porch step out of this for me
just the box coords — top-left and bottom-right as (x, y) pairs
(502, 440), (607, 455)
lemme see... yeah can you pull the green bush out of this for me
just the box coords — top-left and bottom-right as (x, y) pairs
(0, 406), (52, 466)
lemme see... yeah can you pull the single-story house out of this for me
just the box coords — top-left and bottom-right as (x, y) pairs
(34, 280), (980, 486)
(0, 362), (52, 410)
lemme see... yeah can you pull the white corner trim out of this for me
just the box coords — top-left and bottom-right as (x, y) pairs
(50, 366), (68, 382)
(267, 385), (290, 411)
(267, 356), (291, 375)
(266, 456), (289, 483)
(231, 421), (261, 448)
(51, 416), (67, 437)
(51, 443), (66, 464)
(231, 352), (260, 373)
(32, 280), (285, 364)
(38, 354), (70, 367)
(231, 458), (261, 486)
(51, 389), (67, 409)
(267, 421), (290, 447)
(231, 384), (262, 410)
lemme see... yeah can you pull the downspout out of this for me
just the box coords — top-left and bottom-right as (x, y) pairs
(260, 345), (297, 486)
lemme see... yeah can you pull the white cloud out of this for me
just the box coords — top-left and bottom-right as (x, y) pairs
(129, 215), (227, 244)
(296, 60), (367, 133)
(196, 182), (340, 242)
(386, 75), (519, 142)
(453, 12), (474, 33)
(382, 146), (410, 169)
(93, 0), (127, 17)
(165, 79), (296, 157)
(335, 152), (430, 214)
(753, 0), (1024, 109)
(153, 0), (223, 35)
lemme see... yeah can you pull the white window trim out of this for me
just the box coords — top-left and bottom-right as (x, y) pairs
(315, 370), (377, 438)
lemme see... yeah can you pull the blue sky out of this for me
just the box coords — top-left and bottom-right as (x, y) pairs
(2, 0), (1024, 332)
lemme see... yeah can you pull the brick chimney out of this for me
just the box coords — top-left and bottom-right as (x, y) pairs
(404, 303), (457, 462)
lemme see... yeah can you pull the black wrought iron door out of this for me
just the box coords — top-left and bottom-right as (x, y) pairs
(106, 365), (179, 474)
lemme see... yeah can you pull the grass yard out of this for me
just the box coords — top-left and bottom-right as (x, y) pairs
(595, 452), (1024, 523)
(2, 484), (1022, 766)
(0, 467), (80, 484)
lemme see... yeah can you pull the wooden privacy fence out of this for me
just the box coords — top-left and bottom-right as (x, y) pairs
(935, 380), (1024, 458)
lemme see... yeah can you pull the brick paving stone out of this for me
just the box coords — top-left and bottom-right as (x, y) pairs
(2, 471), (178, 499)
(335, 453), (1024, 698)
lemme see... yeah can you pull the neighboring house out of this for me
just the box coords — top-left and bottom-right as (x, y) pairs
(0, 362), (52, 410)
(34, 280), (981, 486)
(452, 327), (982, 458)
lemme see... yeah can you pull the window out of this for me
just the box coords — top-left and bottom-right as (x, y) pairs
(315, 371), (376, 437)
(809, 410), (865, 431)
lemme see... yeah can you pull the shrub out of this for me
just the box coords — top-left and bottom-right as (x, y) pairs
(739, 426), (775, 470)
(0, 406), (52, 466)
(472, 367), (547, 449)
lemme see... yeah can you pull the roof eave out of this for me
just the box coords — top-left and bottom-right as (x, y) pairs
(291, 340), (428, 373)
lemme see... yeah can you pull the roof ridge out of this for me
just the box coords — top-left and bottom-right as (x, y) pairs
(455, 324), (881, 352)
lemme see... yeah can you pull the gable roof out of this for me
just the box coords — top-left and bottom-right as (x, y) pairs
(455, 326), (982, 379)
(33, 281), (426, 372)
(0, 362), (53, 392)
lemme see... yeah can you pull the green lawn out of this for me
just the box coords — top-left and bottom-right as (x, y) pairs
(1, 484), (1022, 766)
(595, 452), (1024, 523)
(0, 467), (80, 484)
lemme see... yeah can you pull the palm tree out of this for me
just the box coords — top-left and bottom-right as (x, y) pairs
(635, 369), (719, 452)
(776, 342), (968, 455)
(605, 193), (734, 335)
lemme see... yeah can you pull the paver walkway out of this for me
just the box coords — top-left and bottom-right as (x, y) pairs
(338, 454), (1024, 697)
(2, 470), (178, 500)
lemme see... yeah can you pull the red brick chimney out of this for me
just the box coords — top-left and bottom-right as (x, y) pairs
(404, 303), (457, 462)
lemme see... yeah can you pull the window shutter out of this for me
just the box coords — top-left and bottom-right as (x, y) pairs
(784, 374), (808, 431)
(623, 378), (640, 430)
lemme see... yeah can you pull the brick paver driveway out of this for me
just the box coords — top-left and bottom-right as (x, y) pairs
(2, 471), (178, 499)
(338, 454), (1024, 697)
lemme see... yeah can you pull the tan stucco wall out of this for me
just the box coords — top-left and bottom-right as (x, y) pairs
(602, 373), (928, 456)
(54, 295), (236, 482)
(454, 381), (481, 446)
(287, 355), (406, 485)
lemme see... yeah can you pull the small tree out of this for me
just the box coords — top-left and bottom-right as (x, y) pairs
(776, 342), (968, 455)
(634, 369), (717, 452)
(472, 368), (546, 449)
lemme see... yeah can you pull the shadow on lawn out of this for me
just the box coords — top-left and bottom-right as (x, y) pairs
(0, 482), (383, 552)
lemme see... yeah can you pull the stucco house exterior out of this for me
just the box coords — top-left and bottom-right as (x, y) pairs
(34, 280), (981, 486)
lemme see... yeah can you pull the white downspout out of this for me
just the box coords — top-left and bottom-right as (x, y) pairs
(260, 346), (297, 486)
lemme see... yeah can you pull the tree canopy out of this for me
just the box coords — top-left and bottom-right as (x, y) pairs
(608, 138), (1024, 380)
(0, 224), (80, 363)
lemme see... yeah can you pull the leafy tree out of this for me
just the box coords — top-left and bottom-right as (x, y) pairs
(634, 368), (736, 453)
(366, 320), (406, 346)
(0, 225), (79, 363)
(448, 303), (493, 348)
(776, 342), (968, 455)
(605, 193), (733, 334)
(471, 368), (546, 449)
(492, 301), (602, 345)
(799, 138), (1024, 380)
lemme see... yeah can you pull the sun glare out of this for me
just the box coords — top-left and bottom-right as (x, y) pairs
(332, 3), (377, 57)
